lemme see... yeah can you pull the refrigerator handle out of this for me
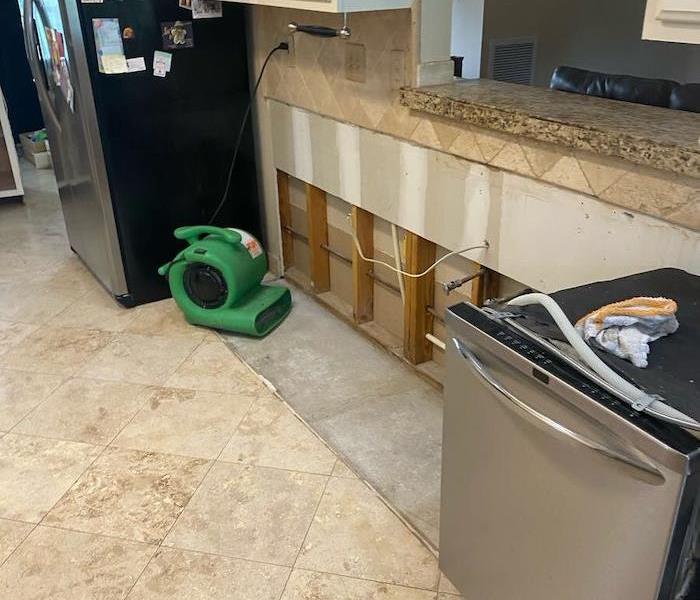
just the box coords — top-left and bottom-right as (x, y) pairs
(22, 0), (61, 133)
(452, 337), (665, 482)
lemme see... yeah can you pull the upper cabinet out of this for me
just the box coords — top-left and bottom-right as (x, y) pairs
(223, 0), (413, 12)
(643, 0), (700, 44)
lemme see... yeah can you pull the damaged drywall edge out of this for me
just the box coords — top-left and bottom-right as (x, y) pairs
(268, 99), (700, 293)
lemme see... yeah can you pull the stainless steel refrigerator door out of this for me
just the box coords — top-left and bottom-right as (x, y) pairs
(23, 0), (127, 296)
(441, 316), (687, 600)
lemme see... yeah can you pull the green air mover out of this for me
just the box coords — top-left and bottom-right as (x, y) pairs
(158, 226), (291, 337)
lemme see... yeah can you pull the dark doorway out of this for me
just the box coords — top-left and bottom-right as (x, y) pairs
(0, 0), (43, 141)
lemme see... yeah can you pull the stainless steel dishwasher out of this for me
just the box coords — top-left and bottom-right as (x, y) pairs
(442, 302), (700, 600)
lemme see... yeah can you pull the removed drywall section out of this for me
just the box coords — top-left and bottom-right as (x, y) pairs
(326, 193), (355, 310)
(325, 192), (406, 350)
(270, 100), (700, 293)
(287, 175), (311, 281)
(281, 173), (521, 384)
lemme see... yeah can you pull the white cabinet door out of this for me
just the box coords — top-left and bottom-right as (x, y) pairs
(643, 0), (700, 44)
(223, 0), (413, 13)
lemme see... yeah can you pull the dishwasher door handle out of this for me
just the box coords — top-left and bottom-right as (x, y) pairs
(452, 338), (664, 481)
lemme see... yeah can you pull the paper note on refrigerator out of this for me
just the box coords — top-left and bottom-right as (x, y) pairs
(92, 18), (127, 74)
(153, 51), (172, 77)
(127, 57), (147, 72)
(192, 0), (222, 19)
(102, 55), (129, 74)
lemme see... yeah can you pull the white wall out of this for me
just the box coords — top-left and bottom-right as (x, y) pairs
(481, 0), (700, 86)
(416, 0), (455, 85)
(268, 99), (700, 293)
(451, 0), (484, 78)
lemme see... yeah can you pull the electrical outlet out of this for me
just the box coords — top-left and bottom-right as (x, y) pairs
(345, 42), (366, 83)
(390, 49), (406, 90)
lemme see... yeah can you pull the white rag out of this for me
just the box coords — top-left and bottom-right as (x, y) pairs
(575, 297), (678, 368)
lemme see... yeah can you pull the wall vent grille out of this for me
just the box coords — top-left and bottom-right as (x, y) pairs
(487, 37), (537, 85)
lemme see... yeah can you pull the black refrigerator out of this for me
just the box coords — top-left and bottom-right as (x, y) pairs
(22, 0), (260, 306)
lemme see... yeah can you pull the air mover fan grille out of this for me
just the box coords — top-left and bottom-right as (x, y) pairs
(183, 263), (228, 309)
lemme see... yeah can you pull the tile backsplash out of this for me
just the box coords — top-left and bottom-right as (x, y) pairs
(250, 7), (700, 231)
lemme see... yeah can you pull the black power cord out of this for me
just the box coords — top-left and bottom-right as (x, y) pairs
(208, 42), (289, 225)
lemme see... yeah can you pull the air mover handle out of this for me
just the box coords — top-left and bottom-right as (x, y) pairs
(288, 22), (340, 38)
(175, 226), (242, 246)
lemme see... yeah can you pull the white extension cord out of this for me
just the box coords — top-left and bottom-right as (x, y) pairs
(351, 229), (489, 280)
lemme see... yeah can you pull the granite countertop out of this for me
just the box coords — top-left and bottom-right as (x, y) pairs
(400, 79), (700, 178)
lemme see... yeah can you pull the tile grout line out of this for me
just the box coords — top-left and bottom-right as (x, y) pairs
(0, 522), (33, 570)
(33, 517), (443, 597)
(108, 381), (259, 462)
(277, 472), (333, 600)
(6, 379), (161, 447)
(0, 433), (110, 573)
(121, 384), (256, 600)
(3, 373), (68, 436)
(1, 338), (202, 574)
(2, 271), (442, 595)
(224, 330), (440, 557)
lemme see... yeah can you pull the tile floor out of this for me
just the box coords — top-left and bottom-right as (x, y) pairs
(224, 284), (444, 546)
(0, 161), (462, 598)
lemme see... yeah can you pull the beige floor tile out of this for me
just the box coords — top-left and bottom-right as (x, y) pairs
(79, 333), (200, 385)
(0, 526), (155, 600)
(52, 290), (139, 332)
(2, 326), (113, 376)
(166, 341), (263, 394)
(125, 299), (208, 340)
(0, 321), (38, 356)
(296, 478), (438, 590)
(0, 519), (33, 564)
(220, 394), (337, 474)
(0, 433), (101, 523)
(281, 570), (436, 599)
(438, 572), (462, 595)
(44, 447), (209, 543)
(0, 368), (64, 430)
(14, 378), (156, 445)
(127, 547), (290, 600)
(331, 459), (358, 479)
(0, 253), (65, 285)
(0, 281), (81, 325)
(164, 462), (327, 566)
(113, 387), (255, 459)
(39, 258), (104, 295)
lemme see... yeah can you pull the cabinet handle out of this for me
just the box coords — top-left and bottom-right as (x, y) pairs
(452, 338), (664, 482)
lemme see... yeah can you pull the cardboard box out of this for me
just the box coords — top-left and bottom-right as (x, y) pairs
(33, 151), (52, 169)
(20, 132), (47, 165)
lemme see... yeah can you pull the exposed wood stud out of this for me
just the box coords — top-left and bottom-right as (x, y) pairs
(403, 232), (436, 365)
(277, 170), (294, 269)
(352, 207), (374, 324)
(306, 183), (331, 293)
(470, 266), (500, 307)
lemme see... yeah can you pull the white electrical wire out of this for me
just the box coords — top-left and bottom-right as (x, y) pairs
(426, 333), (446, 351)
(390, 224), (406, 304)
(508, 293), (700, 429)
(352, 230), (489, 279)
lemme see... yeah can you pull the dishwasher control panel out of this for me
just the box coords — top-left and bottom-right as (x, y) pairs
(491, 329), (640, 419)
(448, 302), (700, 455)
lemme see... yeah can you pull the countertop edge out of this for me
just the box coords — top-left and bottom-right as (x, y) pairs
(399, 87), (700, 180)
